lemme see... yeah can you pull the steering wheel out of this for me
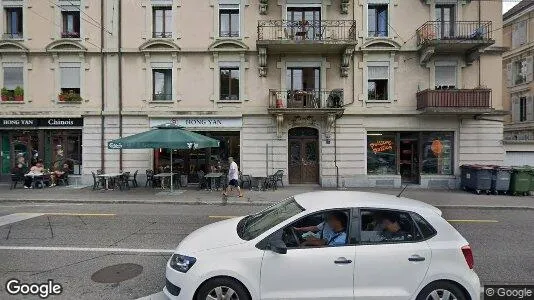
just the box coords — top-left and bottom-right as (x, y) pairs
(290, 227), (302, 247)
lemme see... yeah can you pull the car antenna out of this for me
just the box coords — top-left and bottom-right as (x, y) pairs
(397, 184), (409, 198)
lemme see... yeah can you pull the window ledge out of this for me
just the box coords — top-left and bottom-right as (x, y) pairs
(56, 101), (83, 104)
(366, 100), (392, 103)
(217, 100), (242, 104)
(149, 100), (175, 104)
(0, 101), (25, 105)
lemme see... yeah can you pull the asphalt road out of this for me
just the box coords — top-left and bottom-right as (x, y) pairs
(0, 203), (532, 300)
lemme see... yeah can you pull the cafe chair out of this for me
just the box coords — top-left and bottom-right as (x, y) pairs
(10, 173), (24, 190)
(145, 169), (160, 188)
(273, 170), (284, 188)
(57, 173), (69, 186)
(197, 171), (207, 190)
(239, 174), (252, 189)
(128, 170), (138, 188)
(91, 171), (104, 190)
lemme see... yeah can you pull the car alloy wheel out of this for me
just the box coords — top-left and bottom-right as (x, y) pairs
(425, 289), (458, 300)
(206, 286), (239, 300)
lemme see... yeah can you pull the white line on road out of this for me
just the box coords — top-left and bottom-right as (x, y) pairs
(0, 246), (174, 253)
(0, 213), (44, 227)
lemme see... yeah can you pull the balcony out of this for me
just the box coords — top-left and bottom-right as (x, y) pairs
(268, 89), (345, 114)
(416, 21), (494, 64)
(257, 20), (357, 53)
(3, 32), (23, 40)
(152, 31), (172, 39)
(416, 89), (495, 114)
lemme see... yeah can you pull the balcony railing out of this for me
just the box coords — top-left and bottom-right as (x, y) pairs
(219, 31), (240, 38)
(416, 21), (492, 46)
(269, 89), (344, 109)
(152, 31), (172, 38)
(416, 89), (491, 110)
(61, 31), (80, 38)
(3, 32), (23, 39)
(153, 93), (173, 101)
(258, 20), (356, 43)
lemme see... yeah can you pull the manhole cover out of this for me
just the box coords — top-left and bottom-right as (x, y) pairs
(91, 263), (143, 283)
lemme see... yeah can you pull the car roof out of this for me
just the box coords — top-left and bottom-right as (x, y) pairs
(293, 191), (442, 216)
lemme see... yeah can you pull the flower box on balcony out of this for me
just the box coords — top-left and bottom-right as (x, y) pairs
(1, 87), (24, 102)
(58, 92), (82, 103)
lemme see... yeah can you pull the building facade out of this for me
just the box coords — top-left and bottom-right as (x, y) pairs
(503, 0), (534, 166)
(0, 0), (505, 188)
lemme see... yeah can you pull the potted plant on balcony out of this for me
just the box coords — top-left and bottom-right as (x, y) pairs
(13, 86), (24, 101)
(58, 90), (82, 102)
(1, 88), (11, 102)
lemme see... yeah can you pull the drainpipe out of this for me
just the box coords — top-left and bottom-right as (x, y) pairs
(118, 0), (123, 171)
(477, 0), (481, 87)
(100, 0), (105, 172)
(334, 117), (339, 189)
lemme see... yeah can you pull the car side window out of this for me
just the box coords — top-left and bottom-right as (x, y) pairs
(360, 209), (417, 244)
(280, 209), (350, 249)
(411, 212), (437, 240)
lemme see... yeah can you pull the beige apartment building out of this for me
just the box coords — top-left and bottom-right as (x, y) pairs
(0, 0), (505, 188)
(502, 0), (534, 166)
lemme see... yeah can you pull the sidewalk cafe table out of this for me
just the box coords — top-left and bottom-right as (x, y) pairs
(24, 172), (45, 188)
(97, 173), (123, 190)
(204, 172), (223, 191)
(153, 173), (177, 189)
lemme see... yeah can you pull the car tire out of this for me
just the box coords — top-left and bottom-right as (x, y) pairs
(196, 277), (250, 300)
(416, 281), (467, 300)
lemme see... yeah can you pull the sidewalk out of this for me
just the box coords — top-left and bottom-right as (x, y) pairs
(0, 183), (533, 209)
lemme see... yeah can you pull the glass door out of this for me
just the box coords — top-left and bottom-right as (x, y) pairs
(399, 133), (420, 184)
(286, 7), (321, 40)
(286, 67), (320, 108)
(436, 5), (455, 38)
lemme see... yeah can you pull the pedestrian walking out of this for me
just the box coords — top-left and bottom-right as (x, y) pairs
(223, 157), (243, 198)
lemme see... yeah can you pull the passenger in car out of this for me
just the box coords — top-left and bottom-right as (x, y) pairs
(376, 212), (411, 241)
(295, 211), (347, 247)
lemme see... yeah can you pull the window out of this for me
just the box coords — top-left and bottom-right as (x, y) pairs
(368, 4), (388, 37)
(220, 67), (239, 100)
(3, 65), (23, 98)
(60, 64), (80, 95)
(219, 8), (239, 37)
(410, 213), (436, 240)
(4, 7), (23, 39)
(238, 197), (304, 241)
(360, 209), (417, 244)
(513, 59), (528, 85)
(421, 132), (453, 175)
(435, 63), (457, 89)
(286, 7), (321, 40)
(512, 19), (527, 48)
(368, 65), (389, 101)
(152, 69), (172, 101)
(367, 132), (396, 175)
(435, 4), (455, 38)
(520, 96), (527, 122)
(61, 11), (80, 38)
(153, 7), (172, 38)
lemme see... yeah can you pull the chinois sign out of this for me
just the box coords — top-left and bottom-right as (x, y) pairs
(0, 118), (83, 128)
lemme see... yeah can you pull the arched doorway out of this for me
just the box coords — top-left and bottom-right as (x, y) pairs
(288, 127), (319, 184)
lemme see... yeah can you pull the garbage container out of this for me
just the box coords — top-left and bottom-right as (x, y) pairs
(510, 167), (532, 196)
(469, 165), (493, 194)
(460, 165), (472, 191)
(490, 166), (512, 195)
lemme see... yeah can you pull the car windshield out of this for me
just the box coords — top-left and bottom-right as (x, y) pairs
(238, 197), (304, 241)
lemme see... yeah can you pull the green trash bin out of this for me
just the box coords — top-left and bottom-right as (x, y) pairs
(510, 167), (532, 196)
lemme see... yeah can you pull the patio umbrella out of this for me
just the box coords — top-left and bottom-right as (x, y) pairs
(107, 123), (220, 192)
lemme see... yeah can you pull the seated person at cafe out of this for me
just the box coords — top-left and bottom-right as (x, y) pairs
(50, 163), (70, 187)
(294, 211), (347, 246)
(24, 161), (45, 189)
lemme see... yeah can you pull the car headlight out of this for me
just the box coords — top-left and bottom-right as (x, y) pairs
(169, 254), (196, 273)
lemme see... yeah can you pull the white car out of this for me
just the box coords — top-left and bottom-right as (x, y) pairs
(164, 191), (480, 300)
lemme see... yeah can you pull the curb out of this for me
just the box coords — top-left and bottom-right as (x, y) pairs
(1, 199), (534, 209)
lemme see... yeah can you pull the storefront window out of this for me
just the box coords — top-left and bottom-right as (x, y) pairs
(421, 132), (453, 175)
(367, 133), (396, 175)
(50, 130), (82, 174)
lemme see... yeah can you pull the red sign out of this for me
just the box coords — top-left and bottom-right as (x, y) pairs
(370, 140), (393, 154)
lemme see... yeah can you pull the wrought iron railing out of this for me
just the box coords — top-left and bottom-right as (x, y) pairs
(3, 32), (23, 39)
(153, 93), (173, 101)
(416, 89), (491, 110)
(152, 31), (172, 38)
(219, 31), (240, 38)
(270, 89), (344, 109)
(61, 31), (80, 38)
(258, 20), (356, 42)
(416, 21), (492, 46)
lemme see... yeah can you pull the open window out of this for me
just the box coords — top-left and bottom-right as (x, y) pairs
(277, 209), (351, 249)
(360, 209), (419, 244)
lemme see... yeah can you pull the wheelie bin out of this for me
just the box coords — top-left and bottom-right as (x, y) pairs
(469, 165), (493, 194)
(490, 166), (512, 195)
(460, 165), (472, 191)
(510, 167), (532, 196)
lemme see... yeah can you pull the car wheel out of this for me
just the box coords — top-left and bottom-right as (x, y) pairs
(196, 277), (250, 300)
(417, 281), (467, 300)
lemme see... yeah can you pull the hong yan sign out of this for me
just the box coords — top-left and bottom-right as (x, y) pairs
(0, 118), (83, 128)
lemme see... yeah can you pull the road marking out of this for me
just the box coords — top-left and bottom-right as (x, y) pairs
(208, 215), (236, 219)
(0, 246), (174, 253)
(42, 213), (116, 216)
(136, 292), (167, 300)
(0, 213), (44, 227)
(447, 219), (499, 223)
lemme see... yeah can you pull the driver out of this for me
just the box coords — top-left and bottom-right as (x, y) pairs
(294, 211), (347, 246)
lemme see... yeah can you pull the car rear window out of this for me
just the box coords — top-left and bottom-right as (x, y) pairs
(411, 213), (437, 240)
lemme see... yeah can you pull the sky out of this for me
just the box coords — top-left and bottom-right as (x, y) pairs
(503, 1), (520, 13)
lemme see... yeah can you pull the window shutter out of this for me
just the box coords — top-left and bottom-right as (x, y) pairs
(527, 96), (534, 121)
(527, 56), (534, 83)
(512, 96), (520, 122)
(507, 63), (513, 87)
(60, 66), (80, 89)
(512, 24), (518, 47)
(368, 66), (389, 80)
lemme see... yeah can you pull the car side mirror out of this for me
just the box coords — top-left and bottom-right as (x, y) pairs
(268, 240), (287, 254)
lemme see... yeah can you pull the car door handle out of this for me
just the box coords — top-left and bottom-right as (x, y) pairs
(408, 255), (426, 262)
(334, 257), (352, 264)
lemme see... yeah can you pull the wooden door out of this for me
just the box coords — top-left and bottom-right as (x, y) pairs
(288, 128), (319, 184)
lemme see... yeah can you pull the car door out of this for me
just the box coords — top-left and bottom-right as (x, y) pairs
(259, 210), (356, 300)
(354, 209), (431, 300)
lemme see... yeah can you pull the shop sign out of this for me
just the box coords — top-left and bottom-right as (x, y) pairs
(370, 140), (393, 154)
(150, 117), (242, 128)
(0, 118), (83, 128)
